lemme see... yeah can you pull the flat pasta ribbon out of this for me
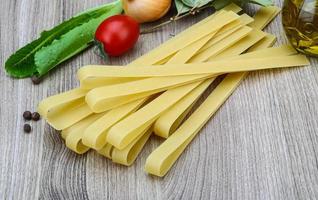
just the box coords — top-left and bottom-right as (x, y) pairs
(63, 113), (104, 154)
(78, 11), (241, 89)
(153, 45), (297, 138)
(145, 72), (257, 176)
(112, 127), (153, 166)
(85, 54), (309, 112)
(145, 6), (284, 177)
(82, 98), (146, 150)
(106, 81), (206, 149)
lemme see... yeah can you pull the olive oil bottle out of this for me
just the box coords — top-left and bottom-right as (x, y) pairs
(282, 0), (318, 56)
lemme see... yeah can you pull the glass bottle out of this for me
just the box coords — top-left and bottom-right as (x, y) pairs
(282, 0), (318, 57)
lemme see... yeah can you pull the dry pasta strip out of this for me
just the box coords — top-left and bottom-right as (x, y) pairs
(249, 6), (281, 29)
(103, 23), (260, 147)
(85, 76), (204, 113)
(167, 31), (218, 64)
(90, 14), (240, 155)
(56, 9), (237, 134)
(212, 7), (280, 60)
(229, 44), (296, 60)
(84, 21), (251, 113)
(188, 26), (252, 62)
(78, 11), (241, 89)
(39, 25), (216, 129)
(38, 8), (237, 122)
(61, 10), (232, 152)
(106, 80), (210, 150)
(46, 102), (92, 130)
(130, 10), (239, 65)
(66, 14), (221, 152)
(222, 3), (242, 13)
(38, 5), (242, 126)
(112, 127), (152, 166)
(197, 14), (254, 54)
(210, 29), (266, 60)
(152, 31), (267, 137)
(145, 7), (282, 176)
(85, 54), (309, 112)
(82, 29), (266, 113)
(65, 105), (150, 157)
(81, 51), (310, 79)
(106, 49), (308, 148)
(38, 88), (87, 119)
(144, 71), (249, 177)
(63, 113), (104, 154)
(154, 79), (212, 138)
(248, 34), (277, 51)
(145, 35), (279, 177)
(81, 17), (229, 148)
(153, 44), (296, 138)
(97, 143), (113, 159)
(38, 3), (243, 157)
(145, 37), (277, 175)
(81, 98), (146, 150)
(78, 25), (252, 83)
(78, 14), (253, 89)
(145, 36), (284, 138)
(54, 49), (242, 130)
(152, 6), (281, 139)
(219, 36), (278, 88)
(50, 10), (236, 130)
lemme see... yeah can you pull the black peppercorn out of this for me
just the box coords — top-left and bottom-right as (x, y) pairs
(23, 124), (32, 133)
(23, 111), (32, 120)
(31, 75), (42, 85)
(32, 112), (41, 121)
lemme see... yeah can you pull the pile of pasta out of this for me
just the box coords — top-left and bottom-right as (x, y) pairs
(38, 4), (309, 177)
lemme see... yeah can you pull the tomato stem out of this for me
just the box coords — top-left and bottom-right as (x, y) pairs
(94, 39), (109, 61)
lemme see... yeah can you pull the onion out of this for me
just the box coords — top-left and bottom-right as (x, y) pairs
(122, 0), (172, 23)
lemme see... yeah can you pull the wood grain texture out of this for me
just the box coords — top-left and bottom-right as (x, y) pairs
(1, 0), (318, 199)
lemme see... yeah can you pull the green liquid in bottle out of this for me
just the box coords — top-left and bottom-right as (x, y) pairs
(282, 0), (318, 56)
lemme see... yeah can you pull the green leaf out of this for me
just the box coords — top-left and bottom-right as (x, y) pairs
(212, 0), (273, 9)
(5, 14), (90, 78)
(211, 0), (233, 9)
(35, 2), (122, 76)
(175, 0), (191, 15)
(249, 0), (273, 6)
(237, 0), (273, 7)
(5, 1), (121, 78)
(181, 0), (212, 7)
(175, 0), (273, 14)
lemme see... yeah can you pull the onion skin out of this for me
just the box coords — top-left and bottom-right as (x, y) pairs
(122, 0), (171, 23)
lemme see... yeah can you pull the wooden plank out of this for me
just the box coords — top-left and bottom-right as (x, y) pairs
(0, 0), (318, 199)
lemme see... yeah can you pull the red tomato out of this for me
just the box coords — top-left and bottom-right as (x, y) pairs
(95, 15), (140, 57)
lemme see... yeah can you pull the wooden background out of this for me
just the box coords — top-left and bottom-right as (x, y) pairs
(1, 0), (318, 199)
